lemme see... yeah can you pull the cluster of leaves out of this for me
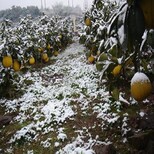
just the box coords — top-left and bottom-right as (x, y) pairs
(80, 0), (154, 99)
(0, 14), (73, 97)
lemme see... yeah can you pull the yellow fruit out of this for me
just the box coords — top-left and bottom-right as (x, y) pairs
(131, 72), (152, 101)
(85, 18), (92, 26)
(88, 55), (95, 63)
(42, 53), (48, 61)
(29, 57), (35, 65)
(47, 44), (51, 50)
(53, 51), (59, 56)
(44, 57), (49, 63)
(2, 56), (13, 68)
(112, 65), (122, 77)
(38, 48), (44, 52)
(13, 60), (21, 71)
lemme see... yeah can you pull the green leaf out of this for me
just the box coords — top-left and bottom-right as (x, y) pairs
(112, 88), (120, 100)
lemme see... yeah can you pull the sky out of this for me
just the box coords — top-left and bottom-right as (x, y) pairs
(0, 0), (94, 10)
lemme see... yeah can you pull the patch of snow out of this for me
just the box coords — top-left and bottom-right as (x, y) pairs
(121, 116), (131, 137)
(139, 111), (145, 117)
(57, 133), (67, 142)
(55, 142), (60, 147)
(122, 138), (127, 143)
(56, 135), (96, 154)
(118, 25), (125, 44)
(74, 148), (95, 154)
(119, 93), (130, 105)
(41, 138), (52, 148)
(143, 99), (150, 104)
(131, 72), (151, 85)
(0, 41), (129, 153)
(9, 123), (35, 143)
(27, 150), (34, 154)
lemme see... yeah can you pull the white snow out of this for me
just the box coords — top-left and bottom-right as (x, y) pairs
(56, 135), (96, 154)
(0, 40), (134, 153)
(139, 111), (145, 117)
(118, 25), (125, 44)
(121, 116), (131, 138)
(0, 42), (110, 151)
(131, 72), (151, 85)
(57, 133), (67, 142)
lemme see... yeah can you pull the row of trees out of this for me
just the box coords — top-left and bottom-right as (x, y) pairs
(0, 14), (74, 98)
(0, 4), (83, 23)
(0, 6), (41, 22)
(80, 0), (154, 101)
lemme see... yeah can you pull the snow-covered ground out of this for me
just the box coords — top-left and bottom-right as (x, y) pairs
(0, 40), (132, 153)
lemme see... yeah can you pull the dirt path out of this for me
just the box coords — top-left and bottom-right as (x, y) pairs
(0, 41), (131, 153)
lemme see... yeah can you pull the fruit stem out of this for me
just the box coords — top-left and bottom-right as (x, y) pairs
(136, 42), (141, 72)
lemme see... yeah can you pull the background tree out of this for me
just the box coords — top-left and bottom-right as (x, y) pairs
(0, 6), (41, 22)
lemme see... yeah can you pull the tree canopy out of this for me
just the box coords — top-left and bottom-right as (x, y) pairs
(0, 6), (41, 22)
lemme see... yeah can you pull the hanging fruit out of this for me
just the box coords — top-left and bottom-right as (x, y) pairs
(112, 65), (122, 77)
(13, 60), (21, 71)
(29, 57), (35, 65)
(47, 44), (51, 50)
(42, 53), (48, 61)
(44, 57), (49, 63)
(38, 48), (44, 52)
(131, 72), (152, 101)
(88, 55), (95, 63)
(85, 17), (92, 27)
(53, 51), (59, 57)
(2, 55), (13, 68)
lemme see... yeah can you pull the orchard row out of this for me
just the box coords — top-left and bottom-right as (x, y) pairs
(80, 0), (153, 101)
(0, 15), (73, 85)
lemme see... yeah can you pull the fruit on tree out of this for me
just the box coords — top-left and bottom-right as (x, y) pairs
(29, 57), (35, 65)
(112, 65), (122, 77)
(131, 72), (152, 101)
(85, 18), (92, 27)
(44, 57), (49, 63)
(13, 60), (21, 71)
(38, 48), (44, 52)
(88, 55), (95, 63)
(47, 44), (51, 50)
(42, 53), (48, 61)
(2, 55), (13, 68)
(53, 51), (59, 57)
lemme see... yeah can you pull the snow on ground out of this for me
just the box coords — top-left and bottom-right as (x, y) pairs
(0, 40), (126, 153)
